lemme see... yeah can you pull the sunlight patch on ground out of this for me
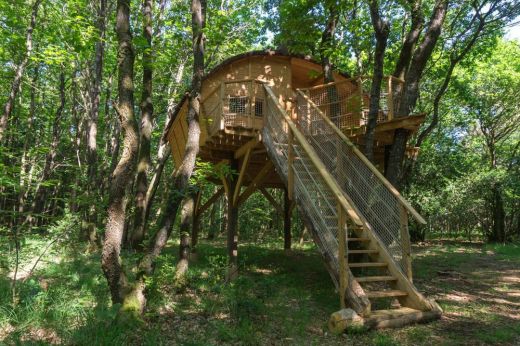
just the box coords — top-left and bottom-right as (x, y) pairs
(442, 292), (475, 303)
(501, 275), (520, 283)
(253, 268), (273, 275)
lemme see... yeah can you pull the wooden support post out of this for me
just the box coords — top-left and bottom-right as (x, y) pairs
(233, 148), (251, 206)
(283, 188), (292, 251)
(191, 190), (202, 256)
(287, 128), (294, 200)
(259, 187), (283, 215)
(337, 203), (348, 309)
(387, 76), (394, 121)
(198, 187), (225, 216)
(237, 161), (273, 206)
(399, 205), (413, 282)
(235, 134), (261, 159)
(226, 160), (239, 282)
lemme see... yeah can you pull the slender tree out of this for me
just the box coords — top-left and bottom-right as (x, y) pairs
(101, 0), (139, 304)
(364, 0), (390, 162)
(132, 0), (155, 249)
(0, 0), (42, 142)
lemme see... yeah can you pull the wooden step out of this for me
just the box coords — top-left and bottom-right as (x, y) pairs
(355, 276), (397, 283)
(348, 249), (378, 254)
(366, 290), (408, 298)
(347, 237), (370, 242)
(349, 262), (387, 268)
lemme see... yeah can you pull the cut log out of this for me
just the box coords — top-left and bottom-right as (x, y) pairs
(364, 308), (441, 329)
(328, 308), (364, 334)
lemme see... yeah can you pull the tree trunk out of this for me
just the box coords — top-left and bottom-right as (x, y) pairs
(191, 191), (201, 253)
(320, 5), (340, 122)
(320, 5), (338, 84)
(385, 0), (448, 187)
(84, 0), (108, 241)
(226, 160), (239, 281)
(101, 0), (139, 305)
(176, 193), (195, 279)
(17, 65), (39, 222)
(207, 187), (219, 240)
(283, 188), (291, 250)
(0, 0), (42, 142)
(490, 184), (506, 242)
(139, 58), (187, 240)
(86, 0), (107, 189)
(393, 0), (423, 80)
(364, 0), (389, 162)
(132, 0), (155, 249)
(29, 72), (66, 226)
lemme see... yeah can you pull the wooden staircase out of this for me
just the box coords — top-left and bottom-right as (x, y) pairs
(262, 85), (442, 329)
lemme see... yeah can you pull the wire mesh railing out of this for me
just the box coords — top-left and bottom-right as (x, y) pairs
(262, 87), (343, 272)
(295, 90), (412, 273)
(299, 76), (404, 132)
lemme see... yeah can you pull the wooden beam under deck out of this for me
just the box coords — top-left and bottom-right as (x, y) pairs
(259, 187), (283, 215)
(237, 161), (273, 206)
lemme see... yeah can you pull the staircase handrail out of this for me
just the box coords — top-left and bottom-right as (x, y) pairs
(296, 89), (426, 225)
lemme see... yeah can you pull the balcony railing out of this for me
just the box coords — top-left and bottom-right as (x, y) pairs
(201, 79), (266, 136)
(297, 76), (405, 132)
(200, 76), (405, 138)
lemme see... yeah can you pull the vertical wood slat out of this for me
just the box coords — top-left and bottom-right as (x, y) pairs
(287, 127), (294, 200)
(337, 202), (348, 309)
(387, 76), (394, 121)
(399, 204), (413, 282)
(356, 77), (364, 126)
(220, 82), (225, 130)
(248, 80), (253, 127)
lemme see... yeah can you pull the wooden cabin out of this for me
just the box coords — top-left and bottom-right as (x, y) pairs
(164, 50), (440, 329)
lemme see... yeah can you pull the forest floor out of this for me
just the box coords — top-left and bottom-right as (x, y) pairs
(0, 238), (519, 345)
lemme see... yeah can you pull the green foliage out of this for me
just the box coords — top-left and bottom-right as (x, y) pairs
(408, 39), (520, 241)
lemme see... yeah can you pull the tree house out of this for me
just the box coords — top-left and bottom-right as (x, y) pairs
(164, 50), (440, 329)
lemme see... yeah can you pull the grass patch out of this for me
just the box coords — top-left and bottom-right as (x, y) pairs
(1, 238), (519, 345)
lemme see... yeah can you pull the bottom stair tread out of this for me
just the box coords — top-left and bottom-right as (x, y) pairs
(368, 307), (421, 320)
(366, 290), (408, 298)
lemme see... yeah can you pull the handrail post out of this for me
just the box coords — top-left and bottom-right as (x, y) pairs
(399, 204), (413, 282)
(387, 76), (394, 121)
(337, 202), (348, 309)
(287, 126), (294, 200)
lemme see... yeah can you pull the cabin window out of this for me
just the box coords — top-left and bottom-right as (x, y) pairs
(254, 98), (263, 117)
(229, 96), (248, 114)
